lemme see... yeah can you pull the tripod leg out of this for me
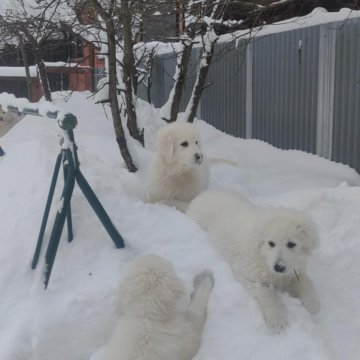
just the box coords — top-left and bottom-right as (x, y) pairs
(63, 160), (74, 243)
(66, 206), (74, 243)
(75, 169), (125, 249)
(31, 153), (62, 270)
(44, 150), (75, 288)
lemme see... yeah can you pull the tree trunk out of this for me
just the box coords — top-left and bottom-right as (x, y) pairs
(19, 39), (32, 101)
(122, 0), (144, 146)
(185, 44), (215, 123)
(37, 59), (52, 102)
(146, 58), (153, 104)
(163, 41), (193, 123)
(163, 1), (223, 123)
(107, 17), (137, 172)
(89, 0), (137, 171)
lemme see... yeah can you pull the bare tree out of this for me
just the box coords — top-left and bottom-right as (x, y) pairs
(88, 0), (138, 172)
(121, 0), (144, 145)
(0, 16), (35, 100)
(160, 36), (194, 123)
(159, 0), (230, 123)
(156, 0), (360, 124)
(142, 47), (156, 103)
(183, 1), (227, 123)
(0, 0), (72, 101)
(18, 36), (33, 101)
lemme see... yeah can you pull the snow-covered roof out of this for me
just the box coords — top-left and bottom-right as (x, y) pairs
(0, 67), (38, 78)
(44, 61), (90, 69)
(0, 62), (89, 78)
(220, 7), (360, 42)
(149, 7), (360, 56)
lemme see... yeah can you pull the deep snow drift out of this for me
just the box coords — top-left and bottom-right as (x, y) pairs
(1, 92), (360, 360)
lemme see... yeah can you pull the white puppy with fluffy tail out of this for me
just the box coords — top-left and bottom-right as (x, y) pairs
(187, 190), (320, 331)
(100, 255), (214, 360)
(147, 122), (210, 212)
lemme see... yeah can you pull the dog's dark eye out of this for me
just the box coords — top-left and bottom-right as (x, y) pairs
(287, 241), (296, 249)
(180, 141), (189, 147)
(195, 140), (199, 145)
(268, 241), (276, 248)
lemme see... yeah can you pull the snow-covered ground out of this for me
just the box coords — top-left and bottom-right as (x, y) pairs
(1, 92), (360, 360)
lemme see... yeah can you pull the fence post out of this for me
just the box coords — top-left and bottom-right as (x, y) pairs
(316, 25), (337, 159)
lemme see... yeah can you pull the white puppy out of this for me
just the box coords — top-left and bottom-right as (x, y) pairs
(187, 190), (320, 330)
(100, 255), (214, 360)
(147, 122), (209, 212)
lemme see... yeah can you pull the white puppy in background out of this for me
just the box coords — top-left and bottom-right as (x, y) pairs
(100, 255), (214, 360)
(187, 190), (320, 330)
(147, 122), (210, 212)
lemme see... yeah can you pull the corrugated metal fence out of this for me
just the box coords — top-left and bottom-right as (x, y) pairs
(138, 18), (360, 173)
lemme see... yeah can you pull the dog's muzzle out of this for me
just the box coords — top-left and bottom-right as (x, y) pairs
(194, 153), (203, 165)
(274, 261), (286, 273)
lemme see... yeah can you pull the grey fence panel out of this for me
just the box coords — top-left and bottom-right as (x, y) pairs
(200, 41), (247, 137)
(162, 53), (176, 107)
(142, 48), (201, 112)
(140, 18), (360, 174)
(149, 56), (166, 107)
(159, 49), (199, 113)
(252, 26), (320, 153)
(136, 55), (166, 106)
(137, 81), (148, 102)
(332, 19), (360, 172)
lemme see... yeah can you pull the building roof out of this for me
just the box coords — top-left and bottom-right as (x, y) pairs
(0, 62), (88, 78)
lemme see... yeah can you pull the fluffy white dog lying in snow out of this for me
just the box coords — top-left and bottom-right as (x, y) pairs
(187, 190), (320, 330)
(147, 122), (210, 212)
(100, 255), (214, 360)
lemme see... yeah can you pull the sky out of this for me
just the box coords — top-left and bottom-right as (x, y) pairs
(0, 91), (360, 360)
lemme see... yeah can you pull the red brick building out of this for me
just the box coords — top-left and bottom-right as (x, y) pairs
(0, 39), (105, 102)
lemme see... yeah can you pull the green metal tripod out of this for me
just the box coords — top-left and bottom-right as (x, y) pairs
(6, 106), (125, 288)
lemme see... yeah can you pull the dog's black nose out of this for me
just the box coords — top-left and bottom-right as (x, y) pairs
(194, 153), (202, 163)
(274, 263), (286, 273)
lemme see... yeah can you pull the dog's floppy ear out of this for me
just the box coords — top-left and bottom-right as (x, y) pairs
(157, 128), (175, 163)
(257, 209), (277, 248)
(296, 216), (318, 254)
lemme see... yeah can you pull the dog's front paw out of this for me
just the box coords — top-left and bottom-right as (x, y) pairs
(263, 308), (288, 331)
(193, 270), (215, 292)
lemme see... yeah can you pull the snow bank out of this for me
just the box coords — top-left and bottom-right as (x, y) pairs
(0, 92), (360, 360)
